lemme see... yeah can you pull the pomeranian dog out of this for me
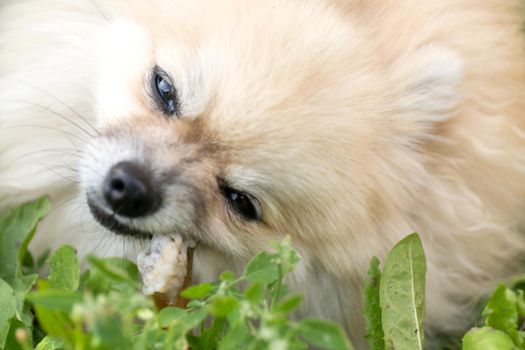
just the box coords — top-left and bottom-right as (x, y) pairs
(2, 0), (525, 347)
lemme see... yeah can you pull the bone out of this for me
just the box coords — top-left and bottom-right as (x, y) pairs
(137, 235), (195, 307)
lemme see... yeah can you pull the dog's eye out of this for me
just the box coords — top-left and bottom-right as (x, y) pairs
(221, 186), (261, 221)
(152, 67), (178, 116)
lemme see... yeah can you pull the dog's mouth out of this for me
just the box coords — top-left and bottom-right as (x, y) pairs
(88, 198), (197, 306)
(88, 199), (153, 240)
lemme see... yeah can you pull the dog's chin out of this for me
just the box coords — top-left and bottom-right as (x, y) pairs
(87, 200), (153, 240)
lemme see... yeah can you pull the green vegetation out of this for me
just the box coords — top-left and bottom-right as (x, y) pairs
(1, 197), (525, 349)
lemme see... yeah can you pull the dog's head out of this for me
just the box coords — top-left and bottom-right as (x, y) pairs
(80, 1), (463, 270)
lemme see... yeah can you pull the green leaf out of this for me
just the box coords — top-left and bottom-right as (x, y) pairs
(163, 318), (190, 350)
(180, 283), (214, 299)
(244, 252), (279, 284)
(244, 283), (265, 304)
(158, 307), (187, 328)
(27, 290), (83, 312)
(31, 280), (81, 345)
(86, 256), (139, 291)
(187, 300), (205, 309)
(364, 257), (385, 350)
(220, 271), (236, 282)
(11, 273), (38, 327)
(35, 250), (51, 270)
(190, 318), (226, 349)
(218, 321), (252, 350)
(274, 294), (303, 313)
(35, 336), (63, 350)
(4, 318), (32, 350)
(380, 233), (426, 350)
(0, 197), (51, 282)
(33, 303), (74, 344)
(21, 250), (34, 270)
(49, 245), (80, 291)
(160, 307), (208, 335)
(210, 296), (239, 317)
(298, 319), (353, 350)
(462, 327), (514, 350)
(183, 308), (209, 329)
(16, 200), (52, 272)
(482, 285), (520, 345)
(272, 236), (301, 275)
(0, 279), (16, 348)
(92, 309), (133, 349)
(516, 290), (525, 319)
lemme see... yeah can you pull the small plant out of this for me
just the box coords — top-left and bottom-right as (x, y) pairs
(362, 234), (525, 350)
(363, 234), (426, 350)
(0, 197), (352, 350)
(461, 284), (525, 350)
(3, 197), (525, 350)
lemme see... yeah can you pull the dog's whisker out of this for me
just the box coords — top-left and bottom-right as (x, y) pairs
(52, 195), (82, 213)
(3, 125), (90, 145)
(89, 0), (111, 22)
(26, 147), (81, 156)
(7, 149), (81, 165)
(5, 79), (101, 136)
(1, 99), (96, 138)
(25, 155), (79, 184)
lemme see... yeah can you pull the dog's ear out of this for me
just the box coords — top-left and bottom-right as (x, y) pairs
(393, 45), (464, 131)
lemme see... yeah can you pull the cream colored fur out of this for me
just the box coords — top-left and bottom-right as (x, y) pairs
(1, 0), (525, 348)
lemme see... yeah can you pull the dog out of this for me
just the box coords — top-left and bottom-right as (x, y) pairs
(2, 0), (525, 348)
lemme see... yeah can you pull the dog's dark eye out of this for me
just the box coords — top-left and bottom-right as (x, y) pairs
(152, 67), (178, 116)
(221, 186), (261, 221)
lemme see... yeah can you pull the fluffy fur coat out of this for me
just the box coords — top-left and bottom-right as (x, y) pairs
(1, 0), (525, 348)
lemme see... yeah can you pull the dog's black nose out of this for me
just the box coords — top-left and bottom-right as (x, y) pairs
(103, 161), (161, 218)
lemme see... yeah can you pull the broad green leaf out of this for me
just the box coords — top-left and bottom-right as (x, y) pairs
(16, 199), (52, 272)
(187, 300), (205, 309)
(134, 319), (158, 350)
(160, 307), (208, 334)
(4, 318), (32, 350)
(92, 310), (132, 349)
(218, 321), (252, 350)
(462, 327), (514, 350)
(86, 256), (139, 291)
(298, 319), (353, 350)
(0, 279), (16, 348)
(164, 318), (190, 350)
(210, 296), (239, 317)
(36, 249), (51, 269)
(34, 307), (74, 344)
(516, 290), (525, 319)
(275, 294), (303, 313)
(220, 271), (236, 282)
(189, 318), (226, 349)
(21, 250), (34, 271)
(482, 285), (520, 345)
(364, 257), (385, 350)
(244, 252), (279, 284)
(11, 273), (38, 327)
(180, 283), (214, 299)
(35, 336), (64, 350)
(380, 233), (426, 350)
(183, 308), (209, 329)
(0, 197), (51, 282)
(244, 282), (264, 304)
(158, 307), (187, 328)
(27, 290), (83, 312)
(49, 245), (79, 291)
(270, 282), (289, 300)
